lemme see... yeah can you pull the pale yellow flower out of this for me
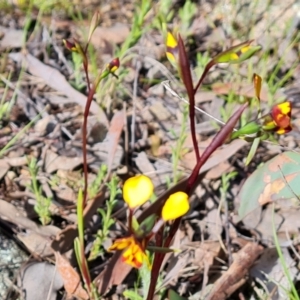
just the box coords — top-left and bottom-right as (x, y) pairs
(123, 175), (154, 209)
(161, 191), (189, 221)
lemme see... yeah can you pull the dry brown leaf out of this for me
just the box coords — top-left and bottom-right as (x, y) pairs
(94, 252), (130, 295)
(0, 159), (10, 180)
(161, 251), (190, 288)
(212, 82), (285, 102)
(205, 161), (232, 179)
(250, 247), (298, 298)
(0, 199), (39, 231)
(0, 200), (60, 256)
(55, 252), (89, 299)
(193, 241), (221, 270)
(17, 231), (55, 257)
(181, 139), (247, 172)
(0, 26), (23, 48)
(135, 151), (161, 187)
(44, 149), (83, 174)
(9, 52), (108, 126)
(194, 90), (217, 104)
(105, 109), (125, 174)
(5, 156), (27, 167)
(90, 24), (130, 48)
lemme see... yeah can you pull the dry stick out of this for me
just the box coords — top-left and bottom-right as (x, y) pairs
(205, 242), (264, 300)
(224, 198), (233, 265)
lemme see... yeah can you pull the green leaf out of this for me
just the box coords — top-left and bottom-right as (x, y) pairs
(168, 289), (187, 300)
(131, 215), (140, 232)
(74, 238), (83, 274)
(77, 189), (84, 243)
(245, 136), (260, 166)
(231, 121), (261, 139)
(238, 151), (300, 220)
(147, 246), (178, 253)
(135, 214), (156, 237)
(123, 290), (143, 300)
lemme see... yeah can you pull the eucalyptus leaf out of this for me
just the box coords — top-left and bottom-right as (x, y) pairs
(239, 151), (300, 220)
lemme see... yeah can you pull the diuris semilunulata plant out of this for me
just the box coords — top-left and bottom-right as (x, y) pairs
(104, 33), (292, 300)
(63, 11), (121, 298)
(65, 15), (293, 298)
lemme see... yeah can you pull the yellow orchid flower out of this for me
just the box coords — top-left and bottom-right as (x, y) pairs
(108, 236), (150, 269)
(161, 191), (189, 221)
(262, 101), (292, 134)
(123, 175), (154, 209)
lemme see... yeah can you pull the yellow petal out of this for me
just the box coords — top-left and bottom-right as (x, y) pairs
(166, 32), (178, 49)
(277, 102), (291, 115)
(123, 175), (154, 209)
(108, 236), (133, 251)
(122, 242), (146, 268)
(166, 32), (179, 67)
(162, 192), (189, 221)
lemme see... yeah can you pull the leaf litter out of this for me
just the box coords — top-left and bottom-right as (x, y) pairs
(0, 0), (300, 299)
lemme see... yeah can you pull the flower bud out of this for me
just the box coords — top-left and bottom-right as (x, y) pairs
(213, 41), (261, 64)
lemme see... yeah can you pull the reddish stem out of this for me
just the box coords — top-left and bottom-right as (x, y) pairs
(178, 35), (200, 162)
(147, 226), (164, 300)
(187, 103), (248, 191)
(81, 243), (92, 293)
(129, 209), (133, 233)
(82, 84), (98, 208)
(84, 62), (91, 92)
(193, 60), (214, 94)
